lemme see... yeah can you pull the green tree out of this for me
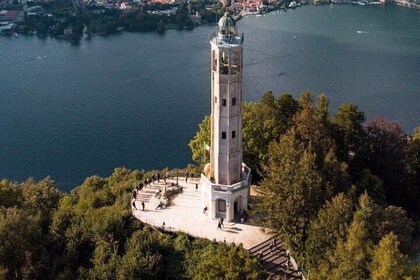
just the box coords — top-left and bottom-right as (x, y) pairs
(316, 93), (330, 127)
(242, 92), (299, 174)
(117, 228), (166, 279)
(370, 233), (419, 280)
(330, 193), (383, 279)
(0, 180), (21, 208)
(293, 93), (350, 197)
(332, 103), (367, 177)
(21, 177), (62, 217)
(84, 241), (121, 279)
(305, 193), (354, 279)
(258, 128), (323, 256)
(188, 243), (266, 280)
(380, 206), (414, 255)
(188, 115), (211, 167)
(405, 126), (420, 216)
(355, 169), (386, 204)
(0, 207), (42, 279)
(365, 117), (408, 207)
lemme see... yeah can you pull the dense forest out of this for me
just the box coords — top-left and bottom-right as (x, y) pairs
(1, 91), (419, 279)
(189, 92), (420, 279)
(0, 169), (266, 279)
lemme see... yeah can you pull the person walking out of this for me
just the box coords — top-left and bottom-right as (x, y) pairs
(141, 201), (145, 211)
(220, 217), (224, 228)
(185, 172), (188, 183)
(132, 200), (137, 210)
(259, 251), (264, 264)
(157, 173), (160, 182)
(217, 221), (222, 230)
(270, 238), (276, 253)
(195, 183), (198, 192)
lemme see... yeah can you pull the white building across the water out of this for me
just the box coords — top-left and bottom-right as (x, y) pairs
(200, 13), (251, 222)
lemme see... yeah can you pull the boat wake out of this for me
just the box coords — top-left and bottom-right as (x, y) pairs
(357, 31), (368, 34)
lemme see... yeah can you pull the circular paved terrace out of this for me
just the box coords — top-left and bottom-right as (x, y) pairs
(132, 177), (270, 250)
(132, 177), (304, 279)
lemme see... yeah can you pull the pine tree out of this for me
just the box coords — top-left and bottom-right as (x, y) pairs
(258, 128), (323, 256)
(331, 193), (383, 279)
(370, 233), (417, 280)
(305, 193), (354, 279)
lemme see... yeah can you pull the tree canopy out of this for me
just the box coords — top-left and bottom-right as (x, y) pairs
(0, 168), (265, 279)
(189, 91), (420, 279)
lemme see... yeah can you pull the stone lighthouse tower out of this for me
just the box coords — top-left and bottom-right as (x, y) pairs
(200, 13), (251, 222)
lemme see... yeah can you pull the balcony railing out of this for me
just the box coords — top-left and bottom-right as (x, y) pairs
(201, 163), (251, 193)
(211, 31), (244, 46)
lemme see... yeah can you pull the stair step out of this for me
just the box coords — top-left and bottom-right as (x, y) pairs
(249, 238), (273, 254)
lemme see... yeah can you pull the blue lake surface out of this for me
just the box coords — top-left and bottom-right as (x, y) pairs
(0, 5), (419, 191)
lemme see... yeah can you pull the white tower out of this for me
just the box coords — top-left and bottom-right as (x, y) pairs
(200, 13), (251, 222)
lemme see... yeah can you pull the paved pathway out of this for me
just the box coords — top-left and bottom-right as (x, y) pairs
(132, 177), (270, 249)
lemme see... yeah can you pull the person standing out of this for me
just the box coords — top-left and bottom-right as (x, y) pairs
(217, 221), (222, 230)
(195, 183), (198, 192)
(141, 201), (145, 211)
(220, 217), (224, 228)
(185, 172), (188, 183)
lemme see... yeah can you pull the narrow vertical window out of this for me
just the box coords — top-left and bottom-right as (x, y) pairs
(215, 96), (217, 103)
(232, 98), (236, 106)
(232, 130), (236, 139)
(212, 50), (217, 72)
(222, 99), (226, 106)
(222, 132), (226, 139)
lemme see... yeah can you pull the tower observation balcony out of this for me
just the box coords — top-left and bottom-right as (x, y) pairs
(201, 163), (251, 193)
(210, 31), (244, 47)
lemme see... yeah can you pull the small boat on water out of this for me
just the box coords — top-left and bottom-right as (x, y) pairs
(289, 1), (297, 8)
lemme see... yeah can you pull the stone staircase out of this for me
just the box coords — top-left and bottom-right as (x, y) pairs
(248, 238), (303, 280)
(134, 178), (200, 209)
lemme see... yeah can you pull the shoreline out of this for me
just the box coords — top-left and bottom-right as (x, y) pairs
(1, 2), (418, 41)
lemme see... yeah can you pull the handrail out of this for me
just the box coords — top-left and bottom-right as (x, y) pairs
(201, 163), (251, 192)
(210, 31), (244, 46)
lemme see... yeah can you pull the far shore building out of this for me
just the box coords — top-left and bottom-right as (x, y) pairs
(200, 13), (251, 222)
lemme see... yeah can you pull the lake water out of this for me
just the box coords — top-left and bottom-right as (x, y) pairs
(1, 4), (419, 191)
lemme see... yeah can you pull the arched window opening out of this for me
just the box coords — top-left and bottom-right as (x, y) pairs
(231, 52), (240, 74)
(219, 51), (229, 74)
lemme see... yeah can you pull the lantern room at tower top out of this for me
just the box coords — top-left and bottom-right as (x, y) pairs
(210, 12), (244, 46)
(201, 13), (251, 222)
